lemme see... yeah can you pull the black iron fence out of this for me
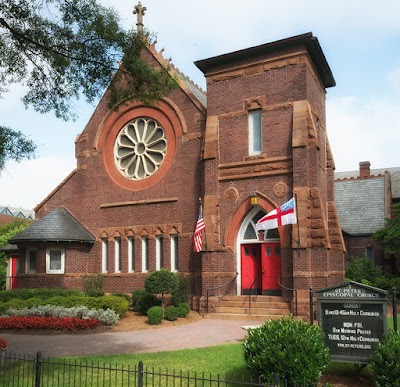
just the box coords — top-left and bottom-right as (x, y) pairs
(0, 351), (297, 387)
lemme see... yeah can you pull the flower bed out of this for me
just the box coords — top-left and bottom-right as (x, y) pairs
(0, 316), (100, 331)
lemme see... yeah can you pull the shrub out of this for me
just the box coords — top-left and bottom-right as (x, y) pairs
(82, 274), (104, 297)
(147, 306), (163, 325)
(132, 290), (146, 311)
(0, 338), (7, 350)
(0, 316), (99, 330)
(134, 292), (162, 315)
(111, 292), (131, 303)
(171, 274), (190, 306)
(177, 302), (190, 318)
(243, 316), (330, 385)
(0, 288), (83, 302)
(370, 332), (400, 386)
(345, 257), (382, 284)
(96, 296), (129, 317)
(145, 269), (179, 309)
(164, 305), (179, 321)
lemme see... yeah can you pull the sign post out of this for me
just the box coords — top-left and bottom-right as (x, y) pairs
(317, 281), (388, 364)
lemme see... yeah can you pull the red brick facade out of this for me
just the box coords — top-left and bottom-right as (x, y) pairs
(14, 33), (345, 314)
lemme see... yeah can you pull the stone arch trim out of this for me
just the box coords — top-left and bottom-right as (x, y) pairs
(96, 99), (185, 191)
(224, 193), (291, 248)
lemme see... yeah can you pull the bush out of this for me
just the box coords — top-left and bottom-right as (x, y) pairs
(132, 290), (146, 311)
(243, 316), (330, 385)
(164, 305), (179, 321)
(111, 292), (131, 303)
(95, 296), (129, 317)
(177, 302), (190, 318)
(345, 257), (382, 284)
(171, 274), (190, 306)
(0, 288), (83, 302)
(134, 291), (162, 315)
(147, 306), (163, 325)
(145, 269), (179, 309)
(370, 332), (400, 386)
(82, 274), (104, 297)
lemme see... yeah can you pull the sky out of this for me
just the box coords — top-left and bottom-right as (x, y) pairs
(1, 0), (399, 210)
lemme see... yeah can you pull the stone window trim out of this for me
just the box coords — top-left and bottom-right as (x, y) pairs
(46, 247), (65, 274)
(243, 96), (267, 111)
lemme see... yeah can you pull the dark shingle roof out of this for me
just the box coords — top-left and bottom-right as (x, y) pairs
(334, 177), (386, 235)
(9, 207), (95, 243)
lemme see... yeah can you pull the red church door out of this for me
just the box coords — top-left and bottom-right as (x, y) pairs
(261, 243), (281, 295)
(241, 244), (261, 295)
(11, 255), (18, 289)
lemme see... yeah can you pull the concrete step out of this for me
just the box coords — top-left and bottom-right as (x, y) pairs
(217, 301), (291, 309)
(213, 306), (291, 315)
(220, 295), (290, 303)
(203, 313), (286, 321)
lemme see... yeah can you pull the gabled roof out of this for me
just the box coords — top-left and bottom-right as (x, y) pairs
(9, 207), (95, 244)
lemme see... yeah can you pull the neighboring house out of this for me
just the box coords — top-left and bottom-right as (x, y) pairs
(0, 206), (35, 221)
(335, 161), (400, 273)
(9, 8), (346, 315)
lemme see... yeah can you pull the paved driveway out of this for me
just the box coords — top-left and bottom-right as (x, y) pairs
(2, 319), (253, 357)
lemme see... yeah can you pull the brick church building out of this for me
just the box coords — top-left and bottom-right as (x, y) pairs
(10, 6), (345, 314)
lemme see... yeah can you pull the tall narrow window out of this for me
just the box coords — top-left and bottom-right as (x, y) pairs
(102, 239), (108, 273)
(114, 237), (121, 273)
(142, 236), (149, 272)
(156, 235), (164, 270)
(128, 237), (135, 272)
(26, 249), (36, 273)
(171, 235), (178, 272)
(248, 109), (262, 155)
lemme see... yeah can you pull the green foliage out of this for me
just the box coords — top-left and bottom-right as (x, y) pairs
(164, 305), (179, 321)
(132, 289), (146, 311)
(0, 293), (128, 317)
(145, 269), (179, 296)
(171, 274), (190, 306)
(345, 257), (382, 284)
(373, 203), (400, 255)
(0, 126), (36, 170)
(0, 219), (30, 281)
(177, 302), (190, 318)
(0, 287), (83, 302)
(0, 0), (178, 171)
(243, 316), (330, 385)
(370, 332), (400, 386)
(111, 292), (131, 303)
(82, 274), (104, 297)
(134, 291), (162, 315)
(147, 306), (163, 325)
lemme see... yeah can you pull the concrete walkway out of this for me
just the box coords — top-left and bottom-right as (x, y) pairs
(1, 319), (254, 357)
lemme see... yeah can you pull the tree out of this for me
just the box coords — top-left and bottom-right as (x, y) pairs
(0, 0), (177, 170)
(145, 269), (179, 312)
(0, 219), (30, 286)
(373, 203), (400, 255)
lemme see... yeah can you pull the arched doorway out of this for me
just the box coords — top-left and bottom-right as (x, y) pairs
(237, 207), (281, 296)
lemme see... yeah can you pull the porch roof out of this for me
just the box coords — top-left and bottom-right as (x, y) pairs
(9, 207), (95, 244)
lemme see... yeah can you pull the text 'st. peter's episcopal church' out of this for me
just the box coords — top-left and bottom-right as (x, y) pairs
(10, 4), (346, 316)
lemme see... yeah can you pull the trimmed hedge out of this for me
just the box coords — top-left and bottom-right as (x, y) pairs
(0, 288), (83, 302)
(164, 305), (179, 321)
(147, 306), (163, 325)
(177, 302), (190, 318)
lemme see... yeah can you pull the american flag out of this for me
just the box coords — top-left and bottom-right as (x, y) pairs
(194, 205), (205, 252)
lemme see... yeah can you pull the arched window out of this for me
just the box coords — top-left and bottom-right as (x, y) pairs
(242, 209), (279, 242)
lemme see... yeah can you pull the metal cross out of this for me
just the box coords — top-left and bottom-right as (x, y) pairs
(133, 2), (147, 33)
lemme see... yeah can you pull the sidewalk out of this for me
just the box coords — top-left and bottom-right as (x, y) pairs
(2, 319), (253, 357)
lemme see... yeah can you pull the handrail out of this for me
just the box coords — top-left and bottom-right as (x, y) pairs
(248, 272), (261, 315)
(278, 276), (298, 316)
(206, 273), (238, 313)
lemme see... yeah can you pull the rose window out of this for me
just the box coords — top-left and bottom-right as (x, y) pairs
(114, 117), (167, 180)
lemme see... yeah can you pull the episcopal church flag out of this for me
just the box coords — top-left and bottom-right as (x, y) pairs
(256, 197), (297, 232)
(194, 205), (205, 252)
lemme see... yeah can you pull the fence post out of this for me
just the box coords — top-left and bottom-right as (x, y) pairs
(35, 351), (42, 387)
(309, 287), (313, 325)
(138, 360), (144, 387)
(393, 287), (398, 333)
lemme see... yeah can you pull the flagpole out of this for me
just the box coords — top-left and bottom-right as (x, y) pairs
(199, 197), (208, 251)
(294, 190), (301, 256)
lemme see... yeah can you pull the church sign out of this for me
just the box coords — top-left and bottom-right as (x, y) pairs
(317, 281), (388, 364)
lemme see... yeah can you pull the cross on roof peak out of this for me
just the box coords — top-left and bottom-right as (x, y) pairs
(133, 2), (147, 33)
